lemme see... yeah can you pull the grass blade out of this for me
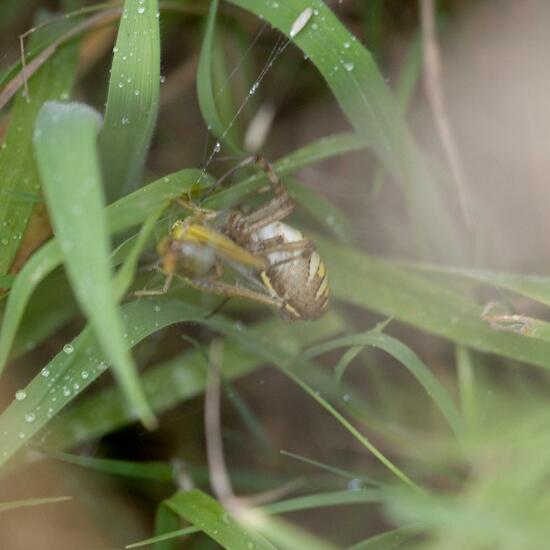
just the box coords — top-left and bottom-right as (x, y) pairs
(197, 0), (243, 154)
(304, 332), (464, 437)
(33, 101), (155, 429)
(99, 0), (160, 201)
(0, 24), (77, 275)
(0, 496), (71, 513)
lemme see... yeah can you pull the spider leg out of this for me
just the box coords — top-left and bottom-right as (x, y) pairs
(176, 275), (283, 309)
(134, 271), (174, 297)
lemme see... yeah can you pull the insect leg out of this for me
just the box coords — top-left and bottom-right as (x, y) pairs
(134, 271), (174, 297)
(176, 275), (283, 309)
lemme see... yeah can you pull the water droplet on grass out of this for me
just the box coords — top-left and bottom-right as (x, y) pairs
(24, 413), (36, 423)
(15, 390), (26, 401)
(63, 344), (74, 354)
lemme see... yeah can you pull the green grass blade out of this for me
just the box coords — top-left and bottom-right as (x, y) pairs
(99, 0), (160, 201)
(165, 489), (277, 550)
(47, 451), (173, 481)
(0, 28), (77, 275)
(33, 101), (155, 429)
(0, 496), (71, 513)
(226, 0), (463, 260)
(304, 332), (464, 437)
(197, 0), (243, 154)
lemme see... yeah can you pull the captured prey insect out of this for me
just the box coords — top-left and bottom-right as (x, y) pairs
(136, 156), (329, 321)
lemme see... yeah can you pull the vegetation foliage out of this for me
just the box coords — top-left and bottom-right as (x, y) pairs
(0, 0), (549, 548)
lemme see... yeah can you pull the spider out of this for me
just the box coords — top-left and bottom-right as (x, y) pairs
(136, 155), (329, 321)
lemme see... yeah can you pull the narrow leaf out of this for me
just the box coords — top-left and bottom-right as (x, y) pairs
(33, 101), (155, 429)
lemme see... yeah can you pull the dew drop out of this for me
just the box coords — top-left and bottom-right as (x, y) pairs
(344, 62), (354, 72)
(15, 389), (27, 401)
(24, 412), (36, 423)
(213, 141), (221, 153)
(41, 368), (50, 378)
(137, 6), (145, 14)
(63, 344), (74, 354)
(347, 478), (362, 491)
(160, 75), (166, 84)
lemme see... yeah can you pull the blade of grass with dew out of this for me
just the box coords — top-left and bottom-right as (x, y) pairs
(33, 100), (155, 429)
(0, 300), (205, 468)
(0, 496), (71, 512)
(197, 0), (243, 154)
(44, 310), (343, 451)
(0, 168), (207, 375)
(226, 0), (463, 261)
(0, 25), (77, 276)
(303, 331), (464, 437)
(318, 238), (550, 369)
(99, 0), (160, 201)
(164, 489), (278, 550)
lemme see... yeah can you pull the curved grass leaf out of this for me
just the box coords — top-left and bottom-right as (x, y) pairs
(0, 26), (77, 275)
(0, 496), (71, 513)
(99, 0), (160, 201)
(303, 332), (464, 437)
(226, 0), (463, 260)
(33, 101), (154, 429)
(164, 490), (277, 550)
(197, 0), (243, 154)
